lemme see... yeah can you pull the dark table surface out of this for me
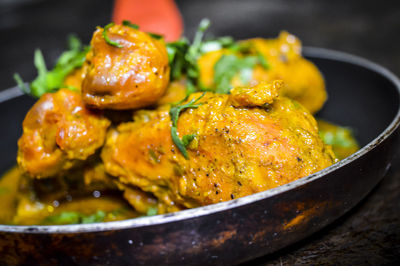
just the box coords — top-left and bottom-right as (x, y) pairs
(1, 0), (399, 264)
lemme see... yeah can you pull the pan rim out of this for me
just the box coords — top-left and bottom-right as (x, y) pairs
(1, 47), (399, 234)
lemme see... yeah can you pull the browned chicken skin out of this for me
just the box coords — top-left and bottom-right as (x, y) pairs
(81, 24), (170, 109)
(17, 89), (111, 178)
(102, 81), (337, 211)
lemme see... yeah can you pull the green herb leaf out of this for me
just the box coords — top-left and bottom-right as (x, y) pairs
(44, 211), (80, 225)
(16, 35), (89, 98)
(257, 52), (270, 69)
(214, 54), (267, 94)
(122, 20), (163, 40)
(319, 128), (356, 148)
(122, 20), (139, 29)
(146, 207), (158, 216)
(191, 18), (210, 52)
(169, 93), (205, 159)
(171, 127), (190, 158)
(103, 23), (123, 48)
(148, 32), (163, 40)
(200, 37), (235, 53)
(182, 134), (196, 146)
(43, 210), (106, 225)
(166, 19), (212, 94)
(166, 39), (190, 81)
(13, 73), (30, 94)
(149, 149), (160, 164)
(214, 55), (239, 94)
(81, 210), (106, 224)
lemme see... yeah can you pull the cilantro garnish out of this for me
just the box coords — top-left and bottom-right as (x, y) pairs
(166, 19), (269, 95)
(14, 35), (89, 98)
(166, 39), (190, 80)
(122, 20), (139, 29)
(200, 37), (235, 54)
(148, 32), (164, 40)
(103, 22), (123, 48)
(214, 54), (269, 94)
(43, 210), (106, 225)
(122, 20), (163, 40)
(166, 18), (212, 94)
(149, 149), (160, 164)
(169, 93), (205, 159)
(319, 128), (356, 148)
(146, 207), (158, 216)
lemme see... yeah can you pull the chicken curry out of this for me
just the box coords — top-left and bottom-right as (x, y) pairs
(1, 19), (358, 225)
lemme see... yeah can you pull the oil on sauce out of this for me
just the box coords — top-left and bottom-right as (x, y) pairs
(0, 166), (138, 225)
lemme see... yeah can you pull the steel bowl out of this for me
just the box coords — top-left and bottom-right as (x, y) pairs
(0, 47), (399, 265)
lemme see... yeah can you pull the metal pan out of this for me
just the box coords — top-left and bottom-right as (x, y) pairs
(0, 47), (399, 265)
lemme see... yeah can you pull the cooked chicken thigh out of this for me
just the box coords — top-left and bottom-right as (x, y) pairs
(17, 89), (110, 178)
(102, 81), (337, 211)
(81, 24), (170, 109)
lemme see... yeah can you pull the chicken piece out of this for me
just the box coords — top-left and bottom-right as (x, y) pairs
(317, 119), (359, 160)
(198, 31), (327, 114)
(81, 23), (170, 109)
(17, 89), (111, 179)
(229, 81), (280, 107)
(102, 81), (337, 210)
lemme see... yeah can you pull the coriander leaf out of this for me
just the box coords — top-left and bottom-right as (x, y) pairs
(214, 54), (266, 94)
(185, 19), (210, 85)
(239, 68), (253, 84)
(166, 19), (212, 94)
(13, 73), (30, 94)
(43, 210), (106, 225)
(148, 32), (163, 40)
(182, 134), (196, 146)
(149, 149), (160, 163)
(169, 93), (205, 159)
(44, 211), (80, 225)
(81, 210), (106, 224)
(170, 93), (205, 126)
(257, 52), (270, 69)
(191, 18), (210, 51)
(171, 127), (190, 158)
(122, 20), (139, 29)
(68, 34), (81, 50)
(214, 54), (240, 94)
(122, 20), (163, 40)
(103, 22), (123, 48)
(146, 207), (158, 216)
(320, 128), (356, 148)
(16, 35), (89, 98)
(30, 49), (50, 97)
(166, 39), (190, 81)
(200, 37), (235, 53)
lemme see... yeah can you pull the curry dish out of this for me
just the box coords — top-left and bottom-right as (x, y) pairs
(0, 20), (358, 225)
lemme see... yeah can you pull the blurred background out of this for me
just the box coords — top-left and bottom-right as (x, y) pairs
(1, 0), (400, 90)
(0, 0), (399, 264)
